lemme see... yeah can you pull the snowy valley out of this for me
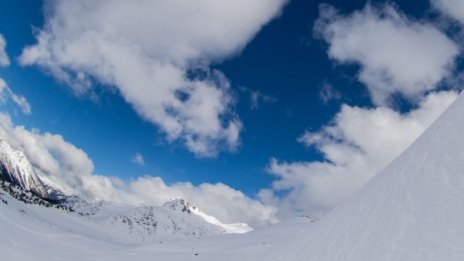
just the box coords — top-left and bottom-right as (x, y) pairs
(2, 90), (464, 260)
(3, 0), (464, 259)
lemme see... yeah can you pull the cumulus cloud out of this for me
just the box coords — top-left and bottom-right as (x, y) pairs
(132, 153), (145, 166)
(0, 79), (32, 115)
(19, 0), (287, 157)
(314, 3), (459, 105)
(432, 0), (464, 24)
(0, 34), (9, 67)
(262, 91), (458, 217)
(0, 112), (276, 226)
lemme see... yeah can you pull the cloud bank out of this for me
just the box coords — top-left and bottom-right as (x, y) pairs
(0, 112), (276, 227)
(20, 0), (287, 157)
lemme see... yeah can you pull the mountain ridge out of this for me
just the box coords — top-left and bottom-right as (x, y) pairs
(0, 138), (252, 241)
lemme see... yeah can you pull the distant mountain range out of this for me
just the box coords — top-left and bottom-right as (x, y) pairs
(0, 138), (251, 241)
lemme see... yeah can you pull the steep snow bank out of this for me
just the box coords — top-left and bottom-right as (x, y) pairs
(281, 91), (464, 260)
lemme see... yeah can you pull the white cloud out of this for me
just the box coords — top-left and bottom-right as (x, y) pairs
(0, 112), (276, 227)
(132, 153), (145, 166)
(261, 3), (463, 219)
(262, 91), (458, 217)
(432, 0), (464, 24)
(0, 78), (31, 115)
(0, 34), (9, 67)
(0, 36), (29, 114)
(315, 4), (459, 105)
(19, 0), (287, 157)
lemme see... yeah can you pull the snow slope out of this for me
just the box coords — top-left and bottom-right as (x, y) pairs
(0, 188), (316, 260)
(277, 92), (464, 260)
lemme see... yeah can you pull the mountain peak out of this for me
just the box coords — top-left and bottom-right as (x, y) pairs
(162, 198), (195, 214)
(0, 138), (49, 199)
(162, 198), (253, 234)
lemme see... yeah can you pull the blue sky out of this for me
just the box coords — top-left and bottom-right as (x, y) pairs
(0, 0), (462, 224)
(0, 0), (345, 191)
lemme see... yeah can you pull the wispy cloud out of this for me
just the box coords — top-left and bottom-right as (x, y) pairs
(0, 79), (31, 115)
(0, 34), (9, 67)
(319, 82), (341, 105)
(239, 87), (277, 110)
(132, 153), (145, 166)
(0, 35), (31, 115)
(250, 90), (277, 110)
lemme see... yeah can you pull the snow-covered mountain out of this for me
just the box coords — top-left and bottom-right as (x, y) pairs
(0, 138), (49, 199)
(162, 199), (252, 234)
(61, 197), (251, 240)
(0, 138), (251, 242)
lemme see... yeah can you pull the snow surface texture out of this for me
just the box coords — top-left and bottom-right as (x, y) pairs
(1, 91), (464, 260)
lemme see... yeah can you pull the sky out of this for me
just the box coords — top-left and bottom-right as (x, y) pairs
(0, 0), (463, 226)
